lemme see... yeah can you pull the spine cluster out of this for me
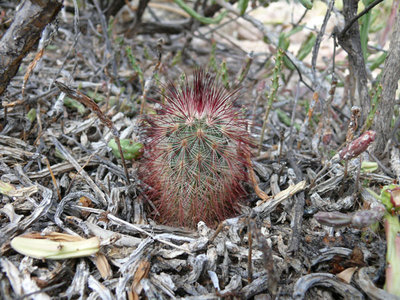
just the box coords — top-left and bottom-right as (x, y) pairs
(140, 71), (252, 227)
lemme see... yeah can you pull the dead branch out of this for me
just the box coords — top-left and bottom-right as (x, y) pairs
(373, 6), (400, 155)
(337, 0), (371, 123)
(0, 0), (62, 96)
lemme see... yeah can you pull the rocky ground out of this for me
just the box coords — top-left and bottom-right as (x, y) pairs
(0, 0), (397, 299)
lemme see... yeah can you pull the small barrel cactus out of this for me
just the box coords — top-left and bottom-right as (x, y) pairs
(140, 71), (252, 227)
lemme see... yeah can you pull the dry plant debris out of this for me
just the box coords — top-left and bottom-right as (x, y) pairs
(0, 0), (398, 299)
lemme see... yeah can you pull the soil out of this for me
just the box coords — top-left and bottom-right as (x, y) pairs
(0, 1), (396, 299)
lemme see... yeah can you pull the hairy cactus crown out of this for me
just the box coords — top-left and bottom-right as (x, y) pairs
(140, 71), (251, 227)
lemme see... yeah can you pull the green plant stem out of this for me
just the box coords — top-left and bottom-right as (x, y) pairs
(360, 0), (374, 60)
(258, 49), (283, 154)
(385, 213), (400, 296)
(370, 52), (387, 71)
(362, 82), (382, 132)
(173, 0), (226, 24)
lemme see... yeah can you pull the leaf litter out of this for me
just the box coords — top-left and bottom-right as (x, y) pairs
(0, 1), (396, 299)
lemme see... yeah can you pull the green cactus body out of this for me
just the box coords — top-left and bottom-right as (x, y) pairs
(140, 71), (252, 227)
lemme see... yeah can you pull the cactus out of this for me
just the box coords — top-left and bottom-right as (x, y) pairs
(140, 71), (252, 227)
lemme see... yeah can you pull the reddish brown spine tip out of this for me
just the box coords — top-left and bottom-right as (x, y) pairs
(139, 70), (252, 228)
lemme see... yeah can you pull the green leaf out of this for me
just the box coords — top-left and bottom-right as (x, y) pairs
(369, 53), (387, 71)
(297, 33), (316, 61)
(64, 97), (86, 115)
(298, 0), (313, 10)
(372, 184), (400, 212)
(86, 91), (106, 103)
(173, 0), (226, 24)
(108, 139), (144, 160)
(27, 108), (36, 123)
(361, 161), (378, 173)
(360, 0), (374, 60)
(276, 108), (300, 130)
(238, 0), (249, 15)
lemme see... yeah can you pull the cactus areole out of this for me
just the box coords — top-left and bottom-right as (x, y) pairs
(140, 71), (252, 228)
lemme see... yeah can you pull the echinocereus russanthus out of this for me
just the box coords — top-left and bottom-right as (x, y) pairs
(140, 70), (252, 228)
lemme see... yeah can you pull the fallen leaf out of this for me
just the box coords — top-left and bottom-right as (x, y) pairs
(95, 253), (112, 279)
(337, 267), (358, 283)
(11, 232), (100, 259)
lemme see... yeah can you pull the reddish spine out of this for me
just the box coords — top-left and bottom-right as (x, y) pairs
(139, 71), (252, 227)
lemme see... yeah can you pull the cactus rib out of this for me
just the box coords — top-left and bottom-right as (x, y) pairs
(140, 71), (252, 227)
